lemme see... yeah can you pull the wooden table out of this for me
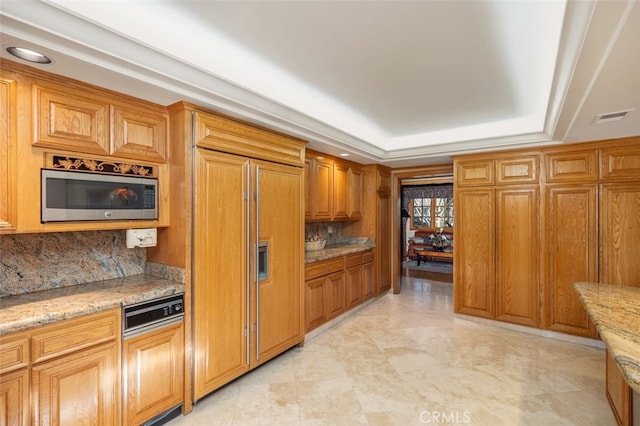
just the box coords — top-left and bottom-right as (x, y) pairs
(416, 249), (453, 265)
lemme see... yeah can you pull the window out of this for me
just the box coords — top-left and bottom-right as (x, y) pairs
(411, 197), (454, 230)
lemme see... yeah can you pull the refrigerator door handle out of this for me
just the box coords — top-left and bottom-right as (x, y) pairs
(245, 163), (251, 366)
(255, 165), (260, 361)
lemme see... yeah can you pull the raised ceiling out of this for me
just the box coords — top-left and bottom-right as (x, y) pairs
(1, 0), (638, 167)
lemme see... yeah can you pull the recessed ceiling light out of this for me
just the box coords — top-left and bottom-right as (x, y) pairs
(339, 153), (350, 157)
(6, 46), (52, 64)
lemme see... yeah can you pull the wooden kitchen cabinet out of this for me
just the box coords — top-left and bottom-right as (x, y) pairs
(304, 150), (364, 221)
(29, 308), (121, 426)
(0, 74), (17, 231)
(0, 368), (29, 426)
(362, 251), (375, 301)
(32, 341), (119, 426)
(606, 349), (632, 426)
(600, 183), (640, 287)
(347, 165), (364, 219)
(495, 187), (539, 327)
(455, 151), (540, 326)
(0, 331), (30, 426)
(545, 184), (598, 337)
(333, 161), (350, 220)
(304, 250), (374, 332)
(345, 253), (363, 310)
(0, 60), (171, 233)
(454, 188), (495, 318)
(123, 321), (184, 425)
(32, 80), (167, 162)
(326, 271), (346, 320)
(307, 155), (333, 221)
(304, 257), (344, 331)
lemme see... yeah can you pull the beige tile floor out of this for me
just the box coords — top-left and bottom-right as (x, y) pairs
(167, 276), (616, 425)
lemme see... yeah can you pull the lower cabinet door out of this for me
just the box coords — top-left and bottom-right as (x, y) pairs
(0, 368), (29, 426)
(123, 322), (184, 425)
(31, 341), (120, 426)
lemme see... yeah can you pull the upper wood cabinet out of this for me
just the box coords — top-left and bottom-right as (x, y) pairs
(496, 155), (539, 185)
(601, 143), (640, 181)
(545, 149), (599, 183)
(305, 151), (363, 221)
(0, 61), (171, 232)
(455, 159), (494, 187)
(456, 154), (539, 187)
(332, 161), (350, 220)
(0, 74), (17, 231)
(33, 81), (168, 162)
(33, 83), (110, 156)
(347, 165), (363, 220)
(306, 156), (333, 221)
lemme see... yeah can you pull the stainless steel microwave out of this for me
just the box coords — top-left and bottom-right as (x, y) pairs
(41, 169), (158, 222)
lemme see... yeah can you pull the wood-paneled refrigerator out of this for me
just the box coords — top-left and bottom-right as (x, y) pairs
(191, 112), (305, 400)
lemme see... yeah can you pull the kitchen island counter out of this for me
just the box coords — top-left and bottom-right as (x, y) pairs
(0, 274), (184, 335)
(574, 282), (640, 392)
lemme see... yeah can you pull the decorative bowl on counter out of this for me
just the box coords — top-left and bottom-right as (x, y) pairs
(305, 240), (326, 251)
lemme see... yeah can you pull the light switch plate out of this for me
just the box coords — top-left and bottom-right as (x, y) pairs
(126, 228), (157, 248)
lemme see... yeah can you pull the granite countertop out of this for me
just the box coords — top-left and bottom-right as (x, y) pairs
(0, 275), (185, 335)
(574, 282), (640, 392)
(305, 244), (375, 263)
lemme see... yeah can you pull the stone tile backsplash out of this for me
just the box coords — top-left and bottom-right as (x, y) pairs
(0, 230), (146, 297)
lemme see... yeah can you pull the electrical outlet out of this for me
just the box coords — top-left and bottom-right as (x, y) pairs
(126, 228), (157, 248)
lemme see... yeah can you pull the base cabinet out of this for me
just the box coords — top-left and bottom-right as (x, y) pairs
(0, 309), (121, 426)
(123, 322), (184, 426)
(0, 368), (29, 426)
(606, 349), (632, 426)
(305, 250), (374, 332)
(32, 342), (119, 426)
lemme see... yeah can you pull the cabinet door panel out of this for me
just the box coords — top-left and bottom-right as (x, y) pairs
(33, 84), (110, 155)
(455, 160), (494, 187)
(111, 105), (167, 162)
(123, 323), (184, 425)
(313, 159), (333, 220)
(362, 260), (375, 301)
(0, 368), (29, 426)
(347, 166), (363, 219)
(601, 184), (640, 286)
(253, 160), (304, 365)
(0, 75), (16, 231)
(193, 149), (249, 399)
(332, 162), (349, 220)
(496, 188), (539, 327)
(325, 271), (346, 320)
(305, 277), (326, 332)
(546, 185), (597, 337)
(31, 342), (119, 426)
(346, 264), (363, 310)
(454, 189), (495, 318)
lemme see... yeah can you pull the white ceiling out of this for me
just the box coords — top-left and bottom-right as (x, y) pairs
(1, 0), (638, 167)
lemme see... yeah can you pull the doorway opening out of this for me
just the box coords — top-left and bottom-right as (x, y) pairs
(391, 166), (454, 293)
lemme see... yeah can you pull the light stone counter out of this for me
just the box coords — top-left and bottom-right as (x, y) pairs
(305, 244), (375, 263)
(0, 275), (185, 335)
(574, 282), (640, 392)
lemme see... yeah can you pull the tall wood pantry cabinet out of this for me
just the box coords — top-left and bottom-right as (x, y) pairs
(453, 137), (640, 339)
(454, 153), (540, 327)
(154, 103), (306, 402)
